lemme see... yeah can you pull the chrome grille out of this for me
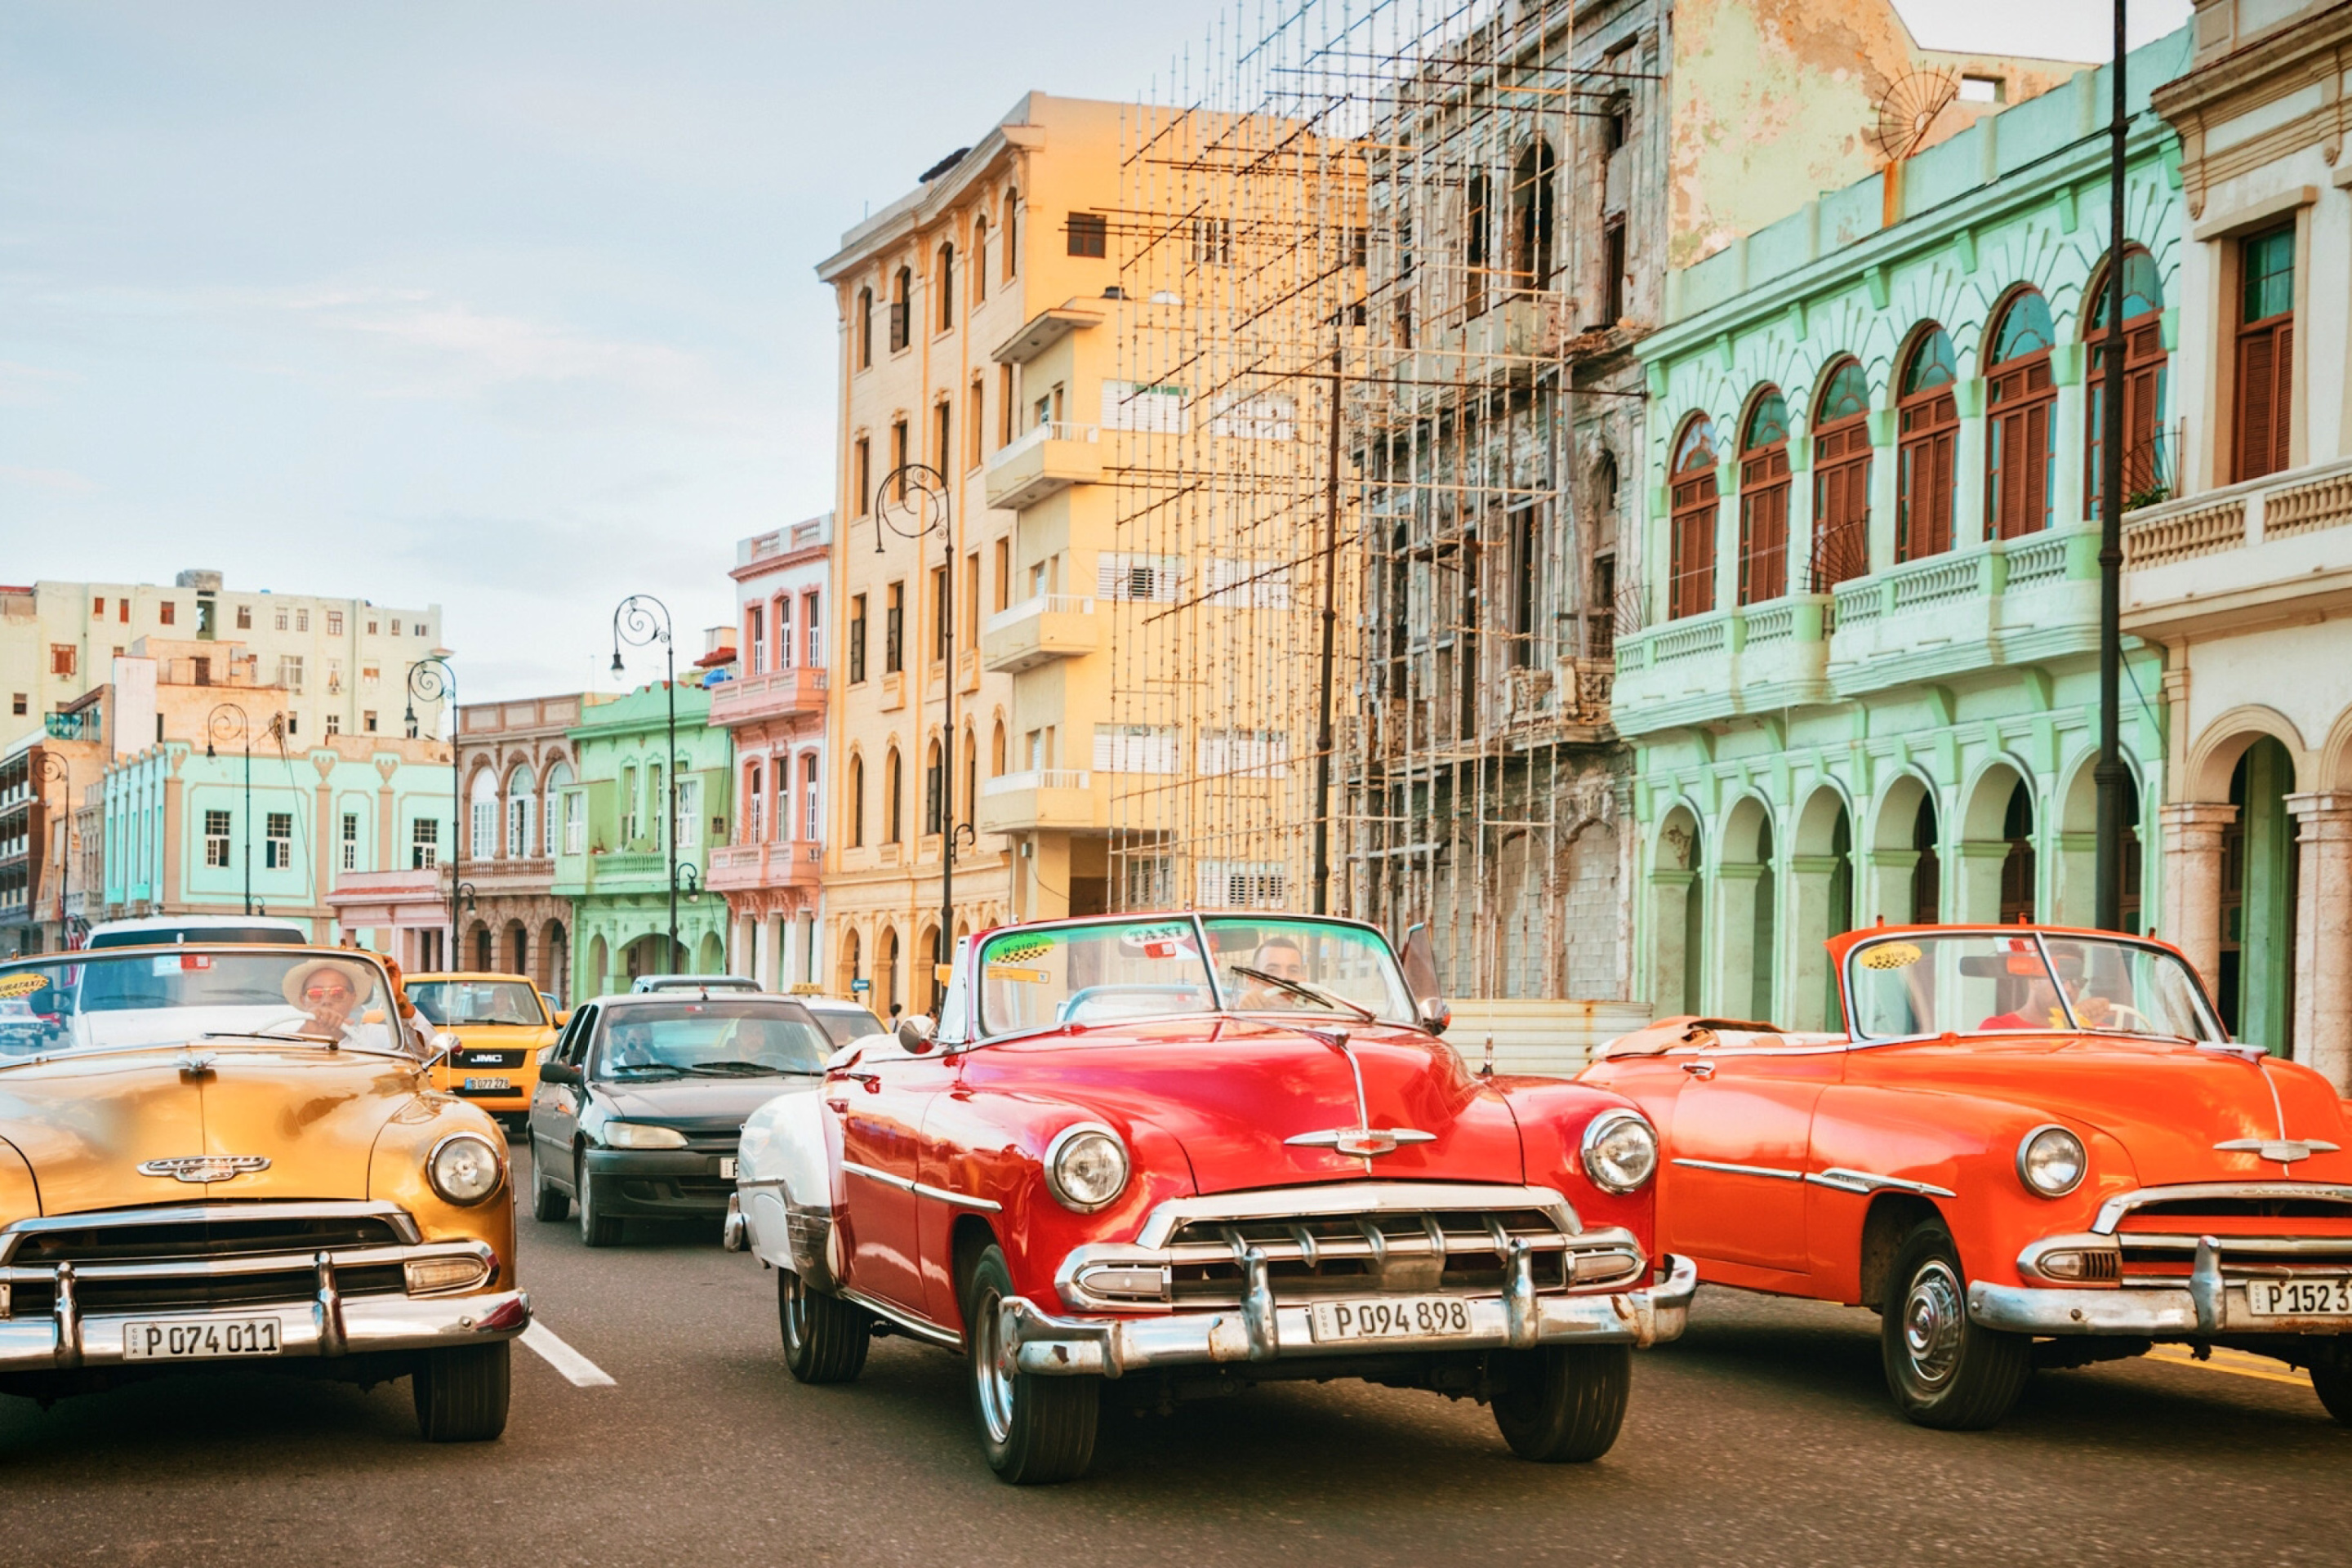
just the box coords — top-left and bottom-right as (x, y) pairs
(2096, 1183), (2352, 1285)
(3, 1212), (405, 1267)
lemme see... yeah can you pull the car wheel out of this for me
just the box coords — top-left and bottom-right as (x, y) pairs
(1882, 1222), (2030, 1429)
(530, 1148), (569, 1223)
(577, 1152), (622, 1247)
(2310, 1361), (2352, 1423)
(412, 1342), (510, 1442)
(1490, 1344), (1631, 1461)
(778, 1267), (871, 1383)
(962, 1241), (1097, 1484)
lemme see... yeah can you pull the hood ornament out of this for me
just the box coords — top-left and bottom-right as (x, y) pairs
(1286, 1127), (1437, 1158)
(2216, 1138), (2341, 1165)
(138, 1155), (271, 1183)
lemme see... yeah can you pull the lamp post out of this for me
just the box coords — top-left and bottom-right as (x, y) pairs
(612, 595), (679, 969)
(29, 751), (71, 950)
(404, 657), (459, 967)
(2093, 0), (2130, 930)
(205, 703), (254, 915)
(874, 461), (956, 1000)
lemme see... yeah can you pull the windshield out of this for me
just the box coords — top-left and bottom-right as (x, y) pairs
(591, 1001), (830, 1080)
(0, 949), (409, 1058)
(1845, 931), (2226, 1043)
(808, 1006), (884, 1047)
(974, 915), (1414, 1036)
(408, 980), (546, 1027)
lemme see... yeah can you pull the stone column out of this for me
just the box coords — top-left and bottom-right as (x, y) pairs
(1647, 868), (1697, 1013)
(2051, 831), (2098, 929)
(2286, 794), (2352, 1090)
(1952, 842), (2009, 924)
(1784, 855), (1842, 1031)
(2159, 803), (2237, 995)
(1863, 849), (1919, 927)
(1711, 864), (1764, 1021)
(752, 911), (774, 991)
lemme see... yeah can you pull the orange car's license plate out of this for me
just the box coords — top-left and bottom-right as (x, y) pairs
(2245, 1277), (2352, 1316)
(124, 1316), (283, 1360)
(1307, 1296), (1473, 1343)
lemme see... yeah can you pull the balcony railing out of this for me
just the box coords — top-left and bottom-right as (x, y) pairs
(708, 665), (828, 727)
(984, 423), (1102, 510)
(2124, 454), (2352, 634)
(706, 840), (822, 891)
(982, 768), (1090, 795)
(981, 595), (1098, 674)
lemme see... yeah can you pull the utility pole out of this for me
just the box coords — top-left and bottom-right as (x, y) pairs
(2093, 0), (2130, 930)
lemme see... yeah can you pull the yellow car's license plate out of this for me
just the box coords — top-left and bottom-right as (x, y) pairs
(125, 1317), (283, 1360)
(464, 1076), (512, 1091)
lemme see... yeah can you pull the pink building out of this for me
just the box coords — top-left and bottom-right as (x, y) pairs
(708, 514), (831, 988)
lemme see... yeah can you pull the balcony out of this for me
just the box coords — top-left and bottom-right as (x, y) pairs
(706, 840), (822, 893)
(708, 666), (828, 728)
(975, 768), (1107, 834)
(981, 595), (1098, 674)
(2123, 456), (2352, 639)
(1610, 596), (1834, 739)
(983, 422), (1101, 510)
(1827, 524), (2097, 697)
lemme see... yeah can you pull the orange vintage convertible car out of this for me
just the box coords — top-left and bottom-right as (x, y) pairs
(1583, 924), (2352, 1430)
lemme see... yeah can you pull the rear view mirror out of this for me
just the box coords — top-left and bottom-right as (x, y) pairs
(539, 1060), (581, 1087)
(1398, 923), (1449, 1036)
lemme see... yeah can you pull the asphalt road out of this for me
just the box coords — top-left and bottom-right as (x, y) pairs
(4, 1138), (2349, 1567)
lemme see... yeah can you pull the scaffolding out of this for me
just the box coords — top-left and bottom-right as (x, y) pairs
(1106, 0), (1638, 999)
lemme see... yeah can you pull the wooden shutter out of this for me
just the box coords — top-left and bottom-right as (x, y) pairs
(2237, 329), (2275, 483)
(2273, 323), (2294, 474)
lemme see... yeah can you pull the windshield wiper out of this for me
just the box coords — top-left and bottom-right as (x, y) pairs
(1224, 964), (1375, 1022)
(679, 1060), (807, 1077)
(602, 1065), (684, 1079)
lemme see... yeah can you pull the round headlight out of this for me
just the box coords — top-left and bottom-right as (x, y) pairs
(1045, 1123), (1129, 1213)
(2017, 1124), (2087, 1198)
(427, 1132), (505, 1206)
(604, 1121), (688, 1150)
(1580, 1108), (1659, 1195)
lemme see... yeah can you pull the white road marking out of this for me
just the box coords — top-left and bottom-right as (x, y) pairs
(521, 1321), (617, 1388)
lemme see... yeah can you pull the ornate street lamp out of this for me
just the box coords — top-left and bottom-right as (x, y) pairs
(612, 595), (680, 969)
(874, 461), (958, 999)
(205, 703), (254, 915)
(29, 751), (72, 949)
(404, 657), (459, 966)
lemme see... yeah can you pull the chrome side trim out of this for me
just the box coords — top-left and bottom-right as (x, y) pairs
(2091, 1182), (2352, 1235)
(0, 1201), (422, 1263)
(840, 1160), (914, 1193)
(1803, 1167), (1958, 1200)
(912, 1182), (1001, 1213)
(1132, 1183), (1584, 1249)
(838, 1285), (962, 1350)
(1673, 1157), (1805, 1183)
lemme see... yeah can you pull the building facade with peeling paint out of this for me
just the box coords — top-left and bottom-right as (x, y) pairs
(1615, 27), (2191, 1031)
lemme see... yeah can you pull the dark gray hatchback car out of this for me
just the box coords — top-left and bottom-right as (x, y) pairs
(528, 991), (832, 1245)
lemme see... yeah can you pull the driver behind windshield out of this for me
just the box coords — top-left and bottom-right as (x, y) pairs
(1234, 937), (1310, 1011)
(1980, 943), (2115, 1031)
(281, 957), (372, 1042)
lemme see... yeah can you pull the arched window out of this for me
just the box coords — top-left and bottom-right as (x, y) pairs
(544, 759), (574, 856)
(961, 727), (977, 832)
(1896, 326), (1958, 562)
(505, 765), (534, 858)
(1463, 172), (1491, 318)
(1509, 138), (1555, 294)
(884, 749), (903, 843)
(1738, 387), (1791, 605)
(1999, 779), (2035, 924)
(1809, 359), (1873, 590)
(468, 768), (499, 861)
(801, 752), (820, 841)
(744, 761), (764, 844)
(1589, 452), (1619, 656)
(1001, 188), (1019, 279)
(856, 286), (874, 370)
(971, 216), (988, 305)
(1668, 416), (1719, 620)
(1984, 289), (2057, 539)
(935, 243), (955, 333)
(990, 719), (1006, 777)
(849, 755), (866, 847)
(2085, 247), (2169, 513)
(889, 266), (911, 353)
(923, 739), (944, 836)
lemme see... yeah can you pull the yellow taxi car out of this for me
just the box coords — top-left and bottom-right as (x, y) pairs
(0, 943), (527, 1440)
(403, 972), (559, 1125)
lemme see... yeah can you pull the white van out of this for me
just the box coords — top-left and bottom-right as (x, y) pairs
(84, 915), (312, 949)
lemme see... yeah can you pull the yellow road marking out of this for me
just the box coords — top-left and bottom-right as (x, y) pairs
(2144, 1344), (2311, 1388)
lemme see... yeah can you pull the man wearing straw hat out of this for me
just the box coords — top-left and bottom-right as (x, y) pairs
(278, 956), (377, 1043)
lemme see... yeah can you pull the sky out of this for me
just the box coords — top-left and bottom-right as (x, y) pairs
(0, 0), (2190, 704)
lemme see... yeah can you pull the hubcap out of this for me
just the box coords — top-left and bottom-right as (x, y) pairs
(972, 1287), (1015, 1445)
(781, 1272), (806, 1350)
(1901, 1258), (1965, 1389)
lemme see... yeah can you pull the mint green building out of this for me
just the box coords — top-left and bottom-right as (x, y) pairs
(551, 681), (735, 996)
(1614, 30), (2189, 1029)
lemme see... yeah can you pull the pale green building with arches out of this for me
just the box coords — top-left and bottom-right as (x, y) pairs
(1613, 29), (2190, 1031)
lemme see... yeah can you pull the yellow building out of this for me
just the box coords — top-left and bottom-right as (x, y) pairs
(816, 94), (1127, 1015)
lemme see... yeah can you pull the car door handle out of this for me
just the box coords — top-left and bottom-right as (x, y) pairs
(831, 1071), (882, 1094)
(1682, 1060), (1716, 1079)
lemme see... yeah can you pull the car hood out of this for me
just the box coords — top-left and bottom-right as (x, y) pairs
(597, 1075), (822, 1130)
(1846, 1034), (2352, 1186)
(0, 1045), (425, 1214)
(960, 1018), (1523, 1195)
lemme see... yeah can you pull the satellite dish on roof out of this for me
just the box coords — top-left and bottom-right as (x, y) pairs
(1870, 69), (1960, 164)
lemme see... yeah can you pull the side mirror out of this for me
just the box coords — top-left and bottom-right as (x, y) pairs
(539, 1060), (581, 1087)
(1398, 921), (1449, 1036)
(897, 1014), (937, 1054)
(554, 1009), (572, 1028)
(425, 1030), (460, 1067)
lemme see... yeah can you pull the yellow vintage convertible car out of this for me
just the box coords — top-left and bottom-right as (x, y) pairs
(0, 943), (528, 1440)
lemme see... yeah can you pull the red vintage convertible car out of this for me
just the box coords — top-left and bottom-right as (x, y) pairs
(728, 912), (1695, 1482)
(1584, 924), (2352, 1430)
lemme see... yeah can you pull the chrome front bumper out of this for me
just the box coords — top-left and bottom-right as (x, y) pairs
(1000, 1253), (1698, 1378)
(1971, 1235), (2352, 1338)
(0, 1286), (531, 1372)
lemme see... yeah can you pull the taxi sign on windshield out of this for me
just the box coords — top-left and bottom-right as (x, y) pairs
(0, 973), (50, 1000)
